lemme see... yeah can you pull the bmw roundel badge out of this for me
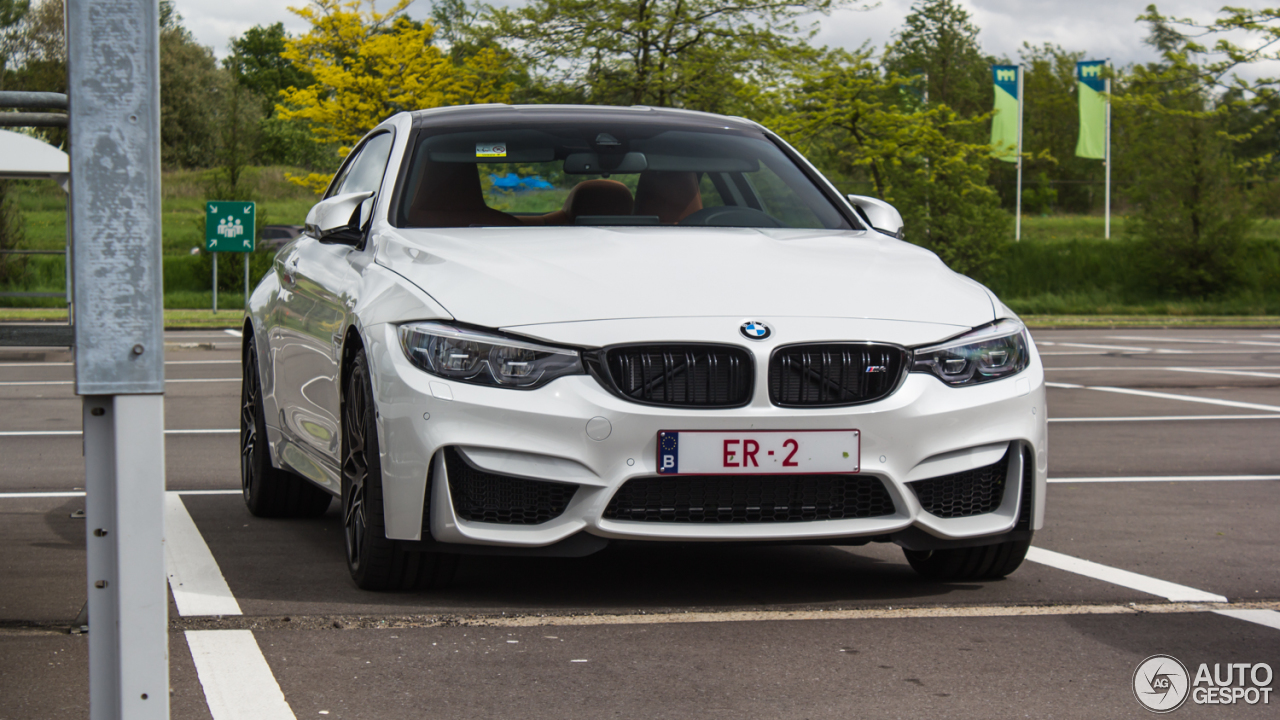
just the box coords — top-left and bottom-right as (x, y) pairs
(740, 320), (771, 340)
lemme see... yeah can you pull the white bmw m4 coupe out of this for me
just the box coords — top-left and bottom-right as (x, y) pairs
(241, 104), (1048, 591)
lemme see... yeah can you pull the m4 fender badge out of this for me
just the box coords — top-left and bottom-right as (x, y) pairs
(740, 321), (771, 340)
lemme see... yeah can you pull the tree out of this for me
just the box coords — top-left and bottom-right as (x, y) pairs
(883, 0), (992, 122)
(0, 0), (30, 79)
(1017, 43), (1098, 213)
(481, 0), (856, 112)
(0, 0), (64, 146)
(228, 23), (314, 114)
(207, 53), (265, 200)
(279, 0), (513, 191)
(1114, 9), (1254, 296)
(772, 49), (1010, 278)
(160, 1), (224, 167)
(0, 181), (25, 288)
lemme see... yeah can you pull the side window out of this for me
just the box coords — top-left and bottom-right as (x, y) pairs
(326, 133), (394, 198)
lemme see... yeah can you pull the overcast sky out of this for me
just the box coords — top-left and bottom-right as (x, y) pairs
(176, 0), (1271, 75)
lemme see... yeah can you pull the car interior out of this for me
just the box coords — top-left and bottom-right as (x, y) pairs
(395, 127), (852, 230)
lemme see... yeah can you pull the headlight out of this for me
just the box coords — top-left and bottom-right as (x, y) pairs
(398, 322), (584, 389)
(911, 319), (1030, 386)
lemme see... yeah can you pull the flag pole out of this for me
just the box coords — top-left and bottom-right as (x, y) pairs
(1104, 61), (1111, 240)
(1015, 64), (1024, 242)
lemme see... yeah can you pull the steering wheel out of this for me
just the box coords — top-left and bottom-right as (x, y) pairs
(678, 205), (785, 228)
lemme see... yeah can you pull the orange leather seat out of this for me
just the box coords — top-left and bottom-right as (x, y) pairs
(633, 171), (703, 224)
(406, 160), (521, 228)
(524, 179), (634, 226)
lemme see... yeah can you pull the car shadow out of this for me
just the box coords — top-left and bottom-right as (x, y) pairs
(183, 495), (997, 617)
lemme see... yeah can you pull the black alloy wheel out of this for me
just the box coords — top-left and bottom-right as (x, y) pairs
(903, 535), (1033, 581)
(241, 333), (331, 518)
(341, 349), (457, 591)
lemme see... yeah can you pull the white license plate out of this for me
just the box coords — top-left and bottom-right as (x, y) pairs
(656, 430), (860, 475)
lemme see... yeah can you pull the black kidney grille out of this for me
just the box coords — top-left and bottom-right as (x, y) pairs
(769, 344), (907, 407)
(909, 451), (1009, 519)
(603, 345), (751, 407)
(445, 447), (577, 525)
(604, 474), (896, 523)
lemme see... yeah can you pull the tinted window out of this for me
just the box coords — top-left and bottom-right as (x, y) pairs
(396, 124), (851, 230)
(328, 133), (394, 198)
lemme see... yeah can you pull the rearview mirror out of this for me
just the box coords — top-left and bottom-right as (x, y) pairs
(305, 191), (375, 245)
(847, 195), (904, 239)
(564, 152), (648, 174)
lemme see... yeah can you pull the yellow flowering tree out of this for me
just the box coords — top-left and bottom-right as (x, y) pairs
(280, 0), (514, 192)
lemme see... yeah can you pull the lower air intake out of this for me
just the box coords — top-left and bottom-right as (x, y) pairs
(604, 474), (895, 523)
(909, 451), (1009, 518)
(444, 447), (577, 525)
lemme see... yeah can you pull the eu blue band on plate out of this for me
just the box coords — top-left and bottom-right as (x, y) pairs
(658, 431), (679, 474)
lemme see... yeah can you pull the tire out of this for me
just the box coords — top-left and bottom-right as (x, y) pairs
(903, 535), (1032, 581)
(241, 334), (332, 518)
(342, 349), (457, 591)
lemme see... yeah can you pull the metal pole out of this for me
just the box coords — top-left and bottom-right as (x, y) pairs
(68, 0), (169, 717)
(212, 252), (218, 313)
(1015, 64), (1024, 242)
(1104, 62), (1112, 240)
(244, 253), (250, 310)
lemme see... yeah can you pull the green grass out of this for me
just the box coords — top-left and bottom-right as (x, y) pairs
(1013, 214), (1280, 243)
(8, 167), (321, 254)
(0, 307), (246, 329)
(8, 171), (1280, 318)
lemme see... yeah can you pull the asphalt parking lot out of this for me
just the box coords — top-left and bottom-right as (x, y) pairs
(2, 326), (1278, 718)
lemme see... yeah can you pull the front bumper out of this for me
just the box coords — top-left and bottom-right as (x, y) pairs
(367, 322), (1048, 549)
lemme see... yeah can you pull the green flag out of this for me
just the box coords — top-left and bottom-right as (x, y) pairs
(1076, 61), (1106, 159)
(990, 65), (1019, 162)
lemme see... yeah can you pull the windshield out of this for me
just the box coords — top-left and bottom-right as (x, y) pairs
(395, 123), (853, 230)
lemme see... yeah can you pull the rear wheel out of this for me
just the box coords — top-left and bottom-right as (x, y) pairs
(241, 334), (331, 518)
(342, 349), (457, 591)
(903, 535), (1032, 581)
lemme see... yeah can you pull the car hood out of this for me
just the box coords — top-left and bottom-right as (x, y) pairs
(374, 226), (996, 330)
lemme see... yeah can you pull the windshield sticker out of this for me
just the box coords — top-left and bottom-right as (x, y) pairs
(476, 142), (507, 158)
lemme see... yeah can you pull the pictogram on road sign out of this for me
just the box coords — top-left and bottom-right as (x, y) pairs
(205, 201), (256, 252)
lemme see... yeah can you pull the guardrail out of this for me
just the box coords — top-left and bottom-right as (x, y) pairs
(1, 91), (73, 347)
(0, 91), (69, 127)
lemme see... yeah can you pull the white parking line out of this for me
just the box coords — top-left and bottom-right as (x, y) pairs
(185, 630), (297, 720)
(1045, 382), (1280, 413)
(0, 429), (238, 437)
(1050, 414), (1280, 423)
(1025, 547), (1228, 603)
(1164, 367), (1280, 380)
(1043, 365), (1280, 372)
(0, 378), (238, 386)
(1040, 350), (1280, 356)
(165, 493), (242, 617)
(0, 360), (239, 368)
(224, 329), (243, 338)
(1051, 342), (1190, 353)
(1213, 609), (1280, 632)
(1108, 335), (1280, 348)
(0, 489), (241, 499)
(1049, 475), (1280, 483)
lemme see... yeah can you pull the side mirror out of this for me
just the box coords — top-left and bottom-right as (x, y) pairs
(304, 190), (375, 245)
(847, 195), (904, 239)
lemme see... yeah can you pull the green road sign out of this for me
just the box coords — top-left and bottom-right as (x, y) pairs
(205, 201), (256, 252)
